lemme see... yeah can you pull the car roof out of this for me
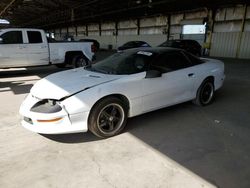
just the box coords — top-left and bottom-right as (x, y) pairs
(168, 39), (197, 42)
(121, 47), (183, 54)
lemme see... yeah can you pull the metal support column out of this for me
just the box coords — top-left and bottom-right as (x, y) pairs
(236, 4), (247, 58)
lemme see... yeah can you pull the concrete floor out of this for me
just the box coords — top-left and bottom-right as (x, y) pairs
(0, 54), (250, 188)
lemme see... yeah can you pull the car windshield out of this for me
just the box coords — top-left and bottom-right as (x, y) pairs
(85, 51), (155, 75)
(122, 42), (135, 47)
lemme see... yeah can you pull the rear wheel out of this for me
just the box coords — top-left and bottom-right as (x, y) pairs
(72, 55), (89, 68)
(88, 97), (128, 138)
(193, 80), (214, 106)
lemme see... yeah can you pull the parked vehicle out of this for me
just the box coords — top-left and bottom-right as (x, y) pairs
(159, 39), (202, 56)
(20, 47), (225, 138)
(0, 28), (95, 68)
(79, 39), (100, 51)
(117, 41), (151, 51)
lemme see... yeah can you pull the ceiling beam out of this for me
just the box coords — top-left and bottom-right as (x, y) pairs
(0, 0), (16, 17)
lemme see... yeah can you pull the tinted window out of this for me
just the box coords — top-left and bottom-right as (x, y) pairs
(152, 52), (191, 72)
(0, 31), (23, 44)
(134, 41), (144, 47)
(159, 40), (184, 48)
(27, 31), (43, 43)
(86, 51), (155, 75)
(123, 42), (134, 47)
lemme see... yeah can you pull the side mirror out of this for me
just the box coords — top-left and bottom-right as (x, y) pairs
(145, 70), (162, 78)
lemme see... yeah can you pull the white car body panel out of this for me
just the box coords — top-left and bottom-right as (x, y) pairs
(49, 42), (93, 65)
(30, 68), (124, 100)
(23, 28), (50, 66)
(0, 29), (29, 67)
(19, 55), (225, 134)
(142, 67), (195, 112)
(0, 28), (94, 68)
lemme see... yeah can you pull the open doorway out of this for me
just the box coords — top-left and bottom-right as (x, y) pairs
(182, 24), (206, 45)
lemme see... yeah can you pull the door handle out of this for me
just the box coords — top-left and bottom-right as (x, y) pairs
(188, 73), (195, 77)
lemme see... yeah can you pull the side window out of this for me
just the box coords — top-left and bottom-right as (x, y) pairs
(116, 54), (149, 74)
(152, 52), (191, 72)
(27, 31), (43, 43)
(124, 42), (133, 47)
(0, 31), (23, 44)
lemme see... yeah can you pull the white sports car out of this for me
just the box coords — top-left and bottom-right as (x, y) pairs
(20, 47), (225, 138)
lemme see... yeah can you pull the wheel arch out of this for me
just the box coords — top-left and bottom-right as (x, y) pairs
(195, 76), (215, 98)
(90, 94), (130, 111)
(64, 51), (86, 64)
(204, 76), (215, 85)
(88, 94), (130, 125)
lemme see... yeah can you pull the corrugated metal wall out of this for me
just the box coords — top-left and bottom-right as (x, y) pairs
(209, 5), (250, 59)
(239, 32), (250, 59)
(50, 5), (250, 59)
(210, 32), (240, 58)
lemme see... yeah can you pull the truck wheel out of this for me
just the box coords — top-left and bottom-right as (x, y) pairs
(72, 55), (89, 68)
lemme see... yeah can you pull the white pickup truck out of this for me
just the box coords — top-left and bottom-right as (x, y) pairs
(0, 28), (95, 68)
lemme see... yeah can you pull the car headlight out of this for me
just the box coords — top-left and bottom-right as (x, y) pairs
(31, 99), (62, 113)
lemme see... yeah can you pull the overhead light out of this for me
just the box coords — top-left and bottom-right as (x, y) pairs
(136, 0), (141, 4)
(0, 19), (10, 24)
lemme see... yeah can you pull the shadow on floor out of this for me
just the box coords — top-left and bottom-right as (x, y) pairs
(0, 80), (34, 94)
(0, 66), (69, 78)
(125, 79), (250, 188)
(41, 132), (100, 143)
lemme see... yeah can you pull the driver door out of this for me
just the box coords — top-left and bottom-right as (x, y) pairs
(142, 51), (196, 112)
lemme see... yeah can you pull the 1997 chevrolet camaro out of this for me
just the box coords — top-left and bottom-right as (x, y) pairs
(20, 47), (225, 138)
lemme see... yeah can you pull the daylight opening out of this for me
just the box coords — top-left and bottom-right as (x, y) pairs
(183, 24), (206, 34)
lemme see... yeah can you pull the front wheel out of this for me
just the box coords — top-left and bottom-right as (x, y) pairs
(193, 80), (214, 106)
(88, 97), (128, 138)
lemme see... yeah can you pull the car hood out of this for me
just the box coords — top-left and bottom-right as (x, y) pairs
(31, 68), (123, 100)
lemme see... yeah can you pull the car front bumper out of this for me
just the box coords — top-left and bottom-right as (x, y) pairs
(19, 94), (89, 134)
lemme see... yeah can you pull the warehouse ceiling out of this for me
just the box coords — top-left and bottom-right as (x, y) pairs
(0, 0), (249, 29)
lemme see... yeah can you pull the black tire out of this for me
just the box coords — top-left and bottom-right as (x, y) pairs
(193, 79), (214, 106)
(72, 55), (89, 68)
(88, 97), (128, 138)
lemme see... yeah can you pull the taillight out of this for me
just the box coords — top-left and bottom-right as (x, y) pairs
(91, 44), (97, 53)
